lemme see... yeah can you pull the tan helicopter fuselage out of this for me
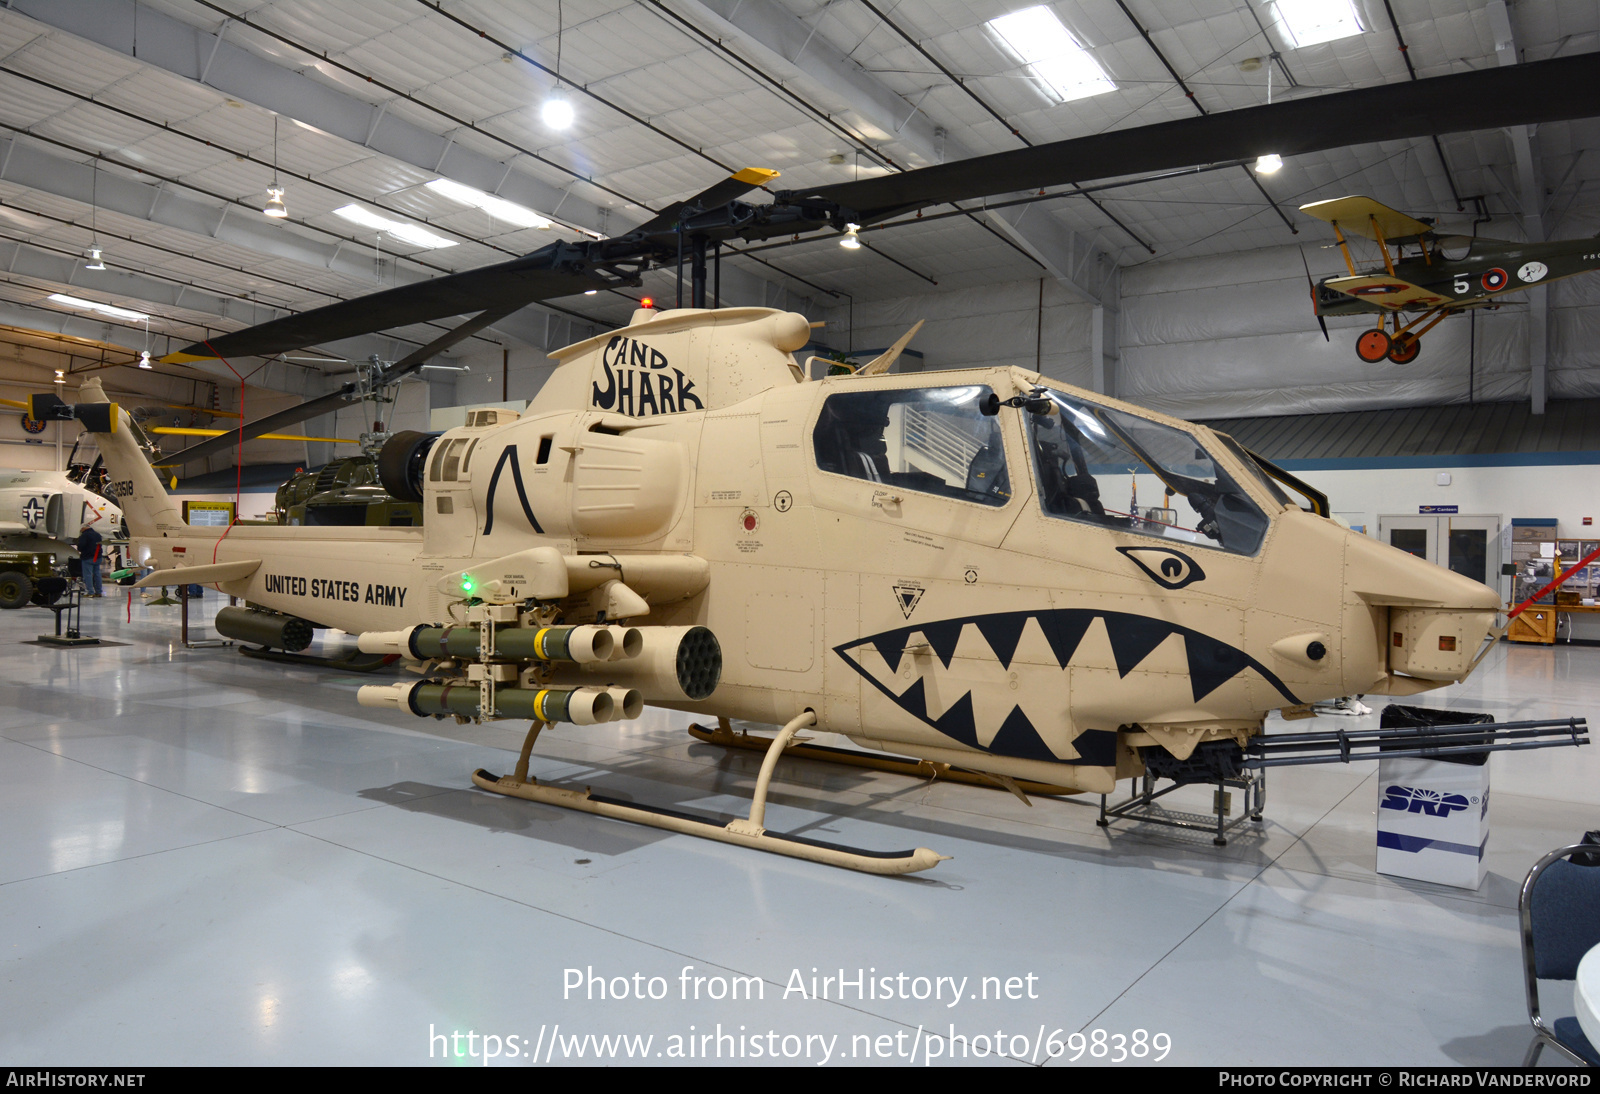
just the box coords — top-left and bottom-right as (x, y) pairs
(91, 306), (1501, 794)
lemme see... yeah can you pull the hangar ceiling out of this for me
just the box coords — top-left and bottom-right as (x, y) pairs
(0, 0), (1592, 395)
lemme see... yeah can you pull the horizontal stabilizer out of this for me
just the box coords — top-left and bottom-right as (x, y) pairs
(1299, 196), (1435, 241)
(133, 559), (262, 588)
(1321, 275), (1450, 310)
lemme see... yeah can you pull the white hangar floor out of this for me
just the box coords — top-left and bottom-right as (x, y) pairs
(2, 594), (1595, 1068)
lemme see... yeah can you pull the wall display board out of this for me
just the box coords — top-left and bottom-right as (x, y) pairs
(182, 500), (235, 527)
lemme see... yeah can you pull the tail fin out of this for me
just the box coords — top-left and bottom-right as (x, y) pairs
(74, 377), (184, 538)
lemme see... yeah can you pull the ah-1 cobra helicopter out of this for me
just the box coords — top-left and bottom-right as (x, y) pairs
(28, 54), (1598, 873)
(1300, 195), (1600, 364)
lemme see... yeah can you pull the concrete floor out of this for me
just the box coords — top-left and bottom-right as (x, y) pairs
(2, 593), (1597, 1067)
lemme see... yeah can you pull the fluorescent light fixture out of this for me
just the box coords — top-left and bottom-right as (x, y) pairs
(333, 204), (458, 249)
(542, 90), (574, 130)
(583, 289), (598, 295)
(1254, 153), (1283, 173)
(1274, 0), (1363, 48)
(839, 223), (862, 250)
(48, 293), (149, 322)
(419, 363), (471, 372)
(425, 178), (551, 229)
(84, 247), (107, 271)
(263, 186), (288, 218)
(989, 6), (1115, 103)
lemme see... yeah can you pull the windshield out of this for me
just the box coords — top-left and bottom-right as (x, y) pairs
(1026, 391), (1269, 555)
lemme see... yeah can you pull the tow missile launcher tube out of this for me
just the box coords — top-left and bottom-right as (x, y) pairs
(604, 686), (645, 721)
(545, 626), (721, 702)
(604, 625), (644, 660)
(358, 623), (625, 663)
(357, 681), (625, 725)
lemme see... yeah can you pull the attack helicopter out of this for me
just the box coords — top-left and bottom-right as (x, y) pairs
(28, 53), (1600, 873)
(1300, 195), (1600, 363)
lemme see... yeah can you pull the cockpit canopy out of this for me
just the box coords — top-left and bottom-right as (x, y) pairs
(813, 384), (1011, 507)
(1025, 390), (1269, 555)
(811, 380), (1277, 556)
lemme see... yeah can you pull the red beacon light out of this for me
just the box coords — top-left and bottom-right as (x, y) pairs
(639, 296), (655, 309)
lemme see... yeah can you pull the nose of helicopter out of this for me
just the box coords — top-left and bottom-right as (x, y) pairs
(1344, 530), (1502, 684)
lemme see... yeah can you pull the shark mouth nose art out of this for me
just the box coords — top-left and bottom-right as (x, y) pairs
(834, 609), (1302, 765)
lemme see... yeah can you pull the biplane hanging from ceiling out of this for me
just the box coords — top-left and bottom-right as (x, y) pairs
(1300, 195), (1600, 364)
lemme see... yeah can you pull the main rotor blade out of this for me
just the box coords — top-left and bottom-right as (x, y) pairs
(164, 244), (594, 364)
(152, 385), (360, 468)
(156, 303), (521, 469)
(783, 51), (1600, 222)
(631, 168), (780, 238)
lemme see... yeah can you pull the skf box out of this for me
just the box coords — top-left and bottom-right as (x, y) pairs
(1374, 706), (1491, 890)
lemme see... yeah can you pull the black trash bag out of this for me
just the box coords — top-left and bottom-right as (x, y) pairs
(1572, 830), (1600, 868)
(1379, 705), (1495, 766)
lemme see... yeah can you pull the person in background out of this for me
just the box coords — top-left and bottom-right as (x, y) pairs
(77, 522), (103, 597)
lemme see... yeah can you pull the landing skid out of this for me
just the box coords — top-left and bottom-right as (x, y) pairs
(238, 645), (398, 672)
(688, 720), (1081, 797)
(473, 712), (949, 875)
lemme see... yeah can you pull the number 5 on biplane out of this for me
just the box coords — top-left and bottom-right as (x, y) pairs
(1299, 195), (1600, 364)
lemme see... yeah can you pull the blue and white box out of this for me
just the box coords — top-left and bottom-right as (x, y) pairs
(1375, 755), (1489, 889)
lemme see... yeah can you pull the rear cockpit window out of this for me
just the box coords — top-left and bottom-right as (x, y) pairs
(1027, 391), (1268, 555)
(813, 385), (1011, 507)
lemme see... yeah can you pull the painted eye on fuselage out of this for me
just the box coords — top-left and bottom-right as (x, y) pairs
(1116, 547), (1206, 590)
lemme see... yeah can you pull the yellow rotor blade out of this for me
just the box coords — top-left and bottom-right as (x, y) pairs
(147, 426), (357, 443)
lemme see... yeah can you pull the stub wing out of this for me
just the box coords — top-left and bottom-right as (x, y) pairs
(132, 559), (262, 589)
(1320, 275), (1452, 311)
(1299, 196), (1435, 241)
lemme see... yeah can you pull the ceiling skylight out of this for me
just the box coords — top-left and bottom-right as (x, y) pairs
(425, 178), (551, 229)
(333, 204), (458, 249)
(47, 293), (149, 322)
(988, 6), (1115, 104)
(1274, 0), (1364, 48)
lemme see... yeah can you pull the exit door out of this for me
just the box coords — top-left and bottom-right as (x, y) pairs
(1378, 514), (1503, 598)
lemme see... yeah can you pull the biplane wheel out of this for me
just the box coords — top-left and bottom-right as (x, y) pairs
(1355, 328), (1392, 363)
(1387, 335), (1422, 364)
